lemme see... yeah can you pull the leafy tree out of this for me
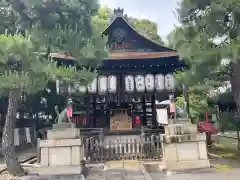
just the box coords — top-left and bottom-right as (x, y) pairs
(92, 7), (112, 31)
(174, 0), (240, 111)
(128, 17), (164, 44)
(176, 94), (208, 121)
(218, 111), (240, 150)
(0, 0), (107, 176)
(167, 27), (211, 122)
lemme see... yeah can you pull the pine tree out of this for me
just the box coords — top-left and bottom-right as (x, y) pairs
(172, 0), (240, 106)
(0, 0), (107, 176)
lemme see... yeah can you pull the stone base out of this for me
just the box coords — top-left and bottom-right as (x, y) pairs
(165, 160), (210, 171)
(164, 123), (198, 135)
(47, 128), (80, 140)
(39, 138), (84, 167)
(23, 166), (85, 176)
(161, 132), (210, 170)
(52, 123), (76, 129)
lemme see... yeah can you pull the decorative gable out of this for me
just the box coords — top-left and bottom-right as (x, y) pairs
(102, 8), (176, 54)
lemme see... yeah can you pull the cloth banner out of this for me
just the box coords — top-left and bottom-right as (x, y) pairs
(67, 107), (73, 118)
(156, 108), (168, 125)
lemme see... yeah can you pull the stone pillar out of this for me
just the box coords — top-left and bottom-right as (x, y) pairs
(38, 123), (84, 167)
(160, 123), (210, 171)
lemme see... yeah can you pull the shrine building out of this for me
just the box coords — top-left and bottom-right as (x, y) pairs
(53, 8), (185, 133)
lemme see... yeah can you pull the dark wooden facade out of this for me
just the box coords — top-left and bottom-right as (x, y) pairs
(48, 8), (184, 132)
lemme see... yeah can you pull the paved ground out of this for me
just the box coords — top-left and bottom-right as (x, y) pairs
(163, 169), (240, 180)
(22, 168), (240, 180)
(0, 147), (36, 170)
(1, 147), (240, 180)
(24, 168), (146, 180)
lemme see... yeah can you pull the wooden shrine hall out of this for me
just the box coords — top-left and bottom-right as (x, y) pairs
(53, 8), (185, 133)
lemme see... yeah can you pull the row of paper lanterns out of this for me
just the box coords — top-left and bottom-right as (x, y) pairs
(124, 74), (174, 93)
(56, 74), (174, 94)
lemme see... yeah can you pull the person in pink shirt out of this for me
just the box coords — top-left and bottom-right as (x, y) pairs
(169, 95), (176, 123)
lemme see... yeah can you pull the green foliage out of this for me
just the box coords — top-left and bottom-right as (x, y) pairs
(176, 94), (208, 120)
(92, 7), (112, 31)
(128, 17), (164, 45)
(0, 33), (95, 95)
(173, 0), (240, 87)
(167, 0), (240, 123)
(218, 111), (240, 132)
(0, 0), (107, 98)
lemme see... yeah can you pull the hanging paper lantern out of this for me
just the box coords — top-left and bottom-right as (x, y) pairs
(165, 74), (175, 90)
(72, 82), (86, 93)
(155, 74), (164, 91)
(68, 84), (71, 94)
(125, 75), (134, 92)
(135, 75), (145, 92)
(56, 80), (60, 94)
(145, 74), (154, 92)
(79, 85), (87, 93)
(77, 83), (87, 93)
(108, 75), (117, 93)
(56, 80), (66, 94)
(88, 78), (97, 93)
(98, 76), (107, 94)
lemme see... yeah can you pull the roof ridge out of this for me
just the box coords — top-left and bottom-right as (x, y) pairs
(101, 11), (176, 52)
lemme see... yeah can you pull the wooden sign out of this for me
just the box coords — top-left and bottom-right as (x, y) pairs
(110, 112), (132, 131)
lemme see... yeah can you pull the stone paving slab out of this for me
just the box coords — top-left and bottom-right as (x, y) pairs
(103, 169), (146, 180)
(13, 167), (240, 180)
(0, 148), (36, 162)
(23, 168), (147, 180)
(25, 174), (86, 180)
(0, 148), (37, 170)
(164, 169), (240, 180)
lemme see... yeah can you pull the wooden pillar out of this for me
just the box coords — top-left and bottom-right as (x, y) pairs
(151, 94), (157, 127)
(141, 96), (146, 126)
(86, 95), (90, 128)
(92, 96), (97, 128)
(120, 72), (124, 104)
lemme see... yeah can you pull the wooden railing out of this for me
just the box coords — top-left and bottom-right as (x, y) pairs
(83, 134), (163, 163)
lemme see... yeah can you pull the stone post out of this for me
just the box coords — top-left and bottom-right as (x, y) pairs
(160, 123), (210, 171)
(38, 123), (84, 167)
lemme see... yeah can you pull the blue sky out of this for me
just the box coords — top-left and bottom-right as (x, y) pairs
(99, 0), (180, 38)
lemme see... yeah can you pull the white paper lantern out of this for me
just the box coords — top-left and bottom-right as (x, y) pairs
(68, 84), (75, 93)
(68, 84), (71, 93)
(145, 74), (154, 92)
(78, 84), (87, 93)
(108, 75), (117, 93)
(135, 75), (145, 92)
(98, 76), (107, 94)
(56, 80), (60, 94)
(125, 75), (134, 92)
(155, 74), (164, 91)
(72, 82), (87, 93)
(88, 78), (97, 93)
(56, 80), (66, 94)
(79, 85), (87, 93)
(165, 74), (175, 90)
